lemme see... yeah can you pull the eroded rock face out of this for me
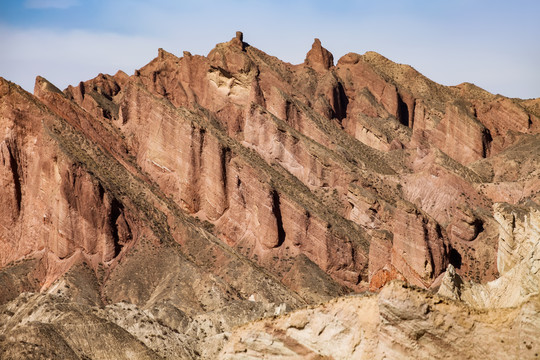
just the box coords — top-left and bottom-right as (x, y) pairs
(0, 79), (135, 294)
(219, 281), (540, 359)
(1, 33), (539, 358)
(439, 201), (540, 308)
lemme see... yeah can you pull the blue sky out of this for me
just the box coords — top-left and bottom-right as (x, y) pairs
(1, 0), (539, 99)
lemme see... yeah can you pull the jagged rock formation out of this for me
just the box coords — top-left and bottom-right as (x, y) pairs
(220, 281), (540, 359)
(439, 201), (540, 308)
(0, 33), (539, 359)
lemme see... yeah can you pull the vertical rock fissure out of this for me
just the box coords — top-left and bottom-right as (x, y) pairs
(422, 222), (436, 278)
(332, 81), (349, 121)
(110, 197), (124, 257)
(481, 128), (493, 158)
(448, 246), (462, 269)
(397, 93), (410, 127)
(220, 146), (230, 203)
(272, 189), (286, 247)
(284, 99), (292, 122)
(305, 211), (311, 237)
(8, 143), (22, 214)
(199, 128), (206, 160)
(97, 182), (105, 201)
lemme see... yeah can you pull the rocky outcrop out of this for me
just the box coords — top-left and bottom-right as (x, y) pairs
(304, 38), (334, 72)
(220, 281), (540, 359)
(439, 201), (540, 308)
(0, 78), (134, 292)
(1, 33), (540, 358)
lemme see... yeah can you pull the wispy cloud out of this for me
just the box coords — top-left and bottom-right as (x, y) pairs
(1, 0), (539, 98)
(0, 25), (161, 92)
(25, 0), (79, 9)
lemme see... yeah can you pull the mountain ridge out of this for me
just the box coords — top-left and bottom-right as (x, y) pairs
(0, 33), (539, 359)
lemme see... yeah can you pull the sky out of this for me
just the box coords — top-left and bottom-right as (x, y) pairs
(0, 0), (539, 99)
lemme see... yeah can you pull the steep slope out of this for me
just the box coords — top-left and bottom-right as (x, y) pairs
(0, 33), (539, 359)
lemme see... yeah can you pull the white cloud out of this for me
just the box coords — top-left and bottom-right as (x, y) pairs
(25, 0), (79, 9)
(0, 25), (163, 92)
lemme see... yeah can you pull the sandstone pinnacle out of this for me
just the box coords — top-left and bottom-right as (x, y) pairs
(227, 30), (246, 51)
(305, 38), (334, 71)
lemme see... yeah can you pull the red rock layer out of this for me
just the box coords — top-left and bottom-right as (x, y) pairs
(1, 33), (539, 300)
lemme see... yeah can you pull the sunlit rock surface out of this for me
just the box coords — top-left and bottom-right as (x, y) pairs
(1, 33), (539, 359)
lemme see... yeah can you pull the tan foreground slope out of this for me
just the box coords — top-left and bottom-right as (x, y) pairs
(220, 281), (540, 359)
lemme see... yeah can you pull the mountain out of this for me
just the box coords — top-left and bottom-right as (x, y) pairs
(1, 32), (539, 359)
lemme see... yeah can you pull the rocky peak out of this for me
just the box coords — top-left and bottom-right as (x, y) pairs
(304, 38), (334, 72)
(228, 30), (246, 51)
(34, 75), (64, 97)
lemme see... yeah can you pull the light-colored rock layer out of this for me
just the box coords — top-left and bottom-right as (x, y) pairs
(439, 201), (540, 308)
(220, 281), (540, 359)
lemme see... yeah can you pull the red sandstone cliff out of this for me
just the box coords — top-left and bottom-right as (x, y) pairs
(1, 33), (539, 359)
